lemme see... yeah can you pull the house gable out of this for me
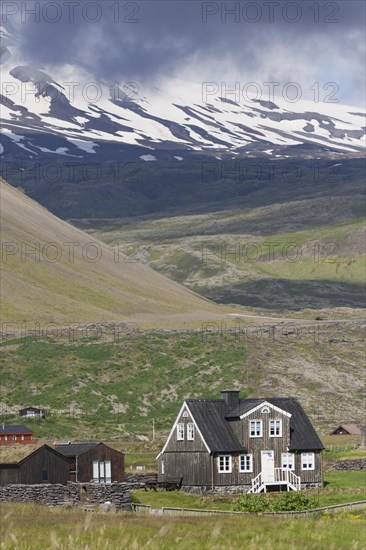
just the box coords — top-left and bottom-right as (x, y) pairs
(157, 402), (211, 458)
(239, 401), (292, 420)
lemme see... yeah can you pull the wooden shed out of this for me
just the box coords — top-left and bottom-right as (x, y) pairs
(0, 445), (70, 485)
(55, 442), (124, 483)
(330, 424), (361, 436)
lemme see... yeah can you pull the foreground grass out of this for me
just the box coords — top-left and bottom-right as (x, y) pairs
(1, 503), (365, 550)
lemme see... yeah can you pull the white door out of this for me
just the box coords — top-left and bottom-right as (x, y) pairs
(261, 450), (275, 482)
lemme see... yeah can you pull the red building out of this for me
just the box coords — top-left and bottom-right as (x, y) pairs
(0, 425), (35, 445)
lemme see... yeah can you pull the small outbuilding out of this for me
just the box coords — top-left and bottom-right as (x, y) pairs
(330, 424), (361, 436)
(19, 407), (45, 419)
(0, 444), (70, 485)
(0, 425), (35, 445)
(55, 442), (125, 483)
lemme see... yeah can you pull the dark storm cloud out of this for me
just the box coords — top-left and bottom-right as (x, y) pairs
(2, 1), (365, 103)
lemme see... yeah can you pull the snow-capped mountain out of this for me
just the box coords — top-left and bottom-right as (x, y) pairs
(1, 24), (365, 161)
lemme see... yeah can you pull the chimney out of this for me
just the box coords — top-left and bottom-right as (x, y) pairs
(221, 389), (240, 409)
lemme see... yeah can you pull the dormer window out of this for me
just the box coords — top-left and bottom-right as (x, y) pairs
(177, 423), (184, 441)
(269, 419), (282, 437)
(249, 419), (262, 437)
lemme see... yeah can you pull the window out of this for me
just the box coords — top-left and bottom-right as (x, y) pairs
(177, 423), (185, 441)
(92, 460), (112, 483)
(182, 411), (189, 418)
(218, 455), (232, 473)
(42, 470), (48, 481)
(261, 406), (270, 414)
(187, 423), (195, 441)
(21, 435), (24, 441)
(249, 419), (262, 437)
(12, 435), (16, 441)
(269, 419), (282, 437)
(301, 452), (315, 470)
(4, 436), (7, 441)
(239, 454), (253, 472)
(161, 461), (165, 475)
(281, 453), (295, 470)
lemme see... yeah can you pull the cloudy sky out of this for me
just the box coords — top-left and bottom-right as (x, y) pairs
(4, 0), (366, 106)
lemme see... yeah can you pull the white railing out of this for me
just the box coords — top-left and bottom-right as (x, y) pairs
(274, 468), (301, 490)
(249, 469), (301, 493)
(249, 472), (262, 493)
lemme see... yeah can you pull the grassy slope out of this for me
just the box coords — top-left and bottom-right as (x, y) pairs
(88, 206), (365, 314)
(1, 502), (365, 550)
(1, 325), (364, 440)
(0, 180), (224, 325)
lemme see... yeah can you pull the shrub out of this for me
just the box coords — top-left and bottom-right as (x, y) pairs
(232, 492), (316, 512)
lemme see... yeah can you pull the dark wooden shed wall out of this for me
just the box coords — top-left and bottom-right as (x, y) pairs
(69, 444), (124, 483)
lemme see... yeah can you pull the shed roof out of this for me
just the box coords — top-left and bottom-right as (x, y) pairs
(0, 445), (70, 467)
(0, 425), (33, 434)
(331, 424), (361, 435)
(55, 443), (98, 457)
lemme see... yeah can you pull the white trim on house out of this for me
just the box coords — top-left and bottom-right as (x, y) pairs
(176, 423), (185, 441)
(269, 419), (282, 437)
(281, 452), (295, 470)
(156, 401), (211, 458)
(301, 452), (315, 470)
(240, 401), (292, 419)
(218, 454), (232, 473)
(249, 419), (263, 438)
(187, 423), (195, 441)
(239, 454), (253, 472)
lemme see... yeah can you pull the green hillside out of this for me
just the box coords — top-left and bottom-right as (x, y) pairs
(1, 323), (364, 441)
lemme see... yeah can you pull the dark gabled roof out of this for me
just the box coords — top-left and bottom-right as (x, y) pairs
(55, 443), (98, 457)
(186, 400), (245, 453)
(19, 407), (42, 413)
(331, 424), (361, 435)
(17, 444), (70, 465)
(0, 445), (70, 467)
(0, 425), (33, 434)
(186, 397), (323, 453)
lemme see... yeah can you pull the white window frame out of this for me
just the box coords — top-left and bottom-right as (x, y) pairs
(92, 460), (112, 483)
(239, 454), (253, 473)
(301, 452), (315, 471)
(249, 419), (263, 437)
(218, 455), (232, 473)
(281, 453), (295, 471)
(269, 419), (282, 437)
(187, 423), (195, 441)
(177, 423), (185, 441)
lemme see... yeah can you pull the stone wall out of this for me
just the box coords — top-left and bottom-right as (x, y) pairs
(125, 473), (157, 484)
(182, 485), (250, 495)
(326, 459), (366, 471)
(0, 482), (133, 510)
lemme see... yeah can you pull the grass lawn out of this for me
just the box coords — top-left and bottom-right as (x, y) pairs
(1, 503), (365, 550)
(133, 471), (366, 511)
